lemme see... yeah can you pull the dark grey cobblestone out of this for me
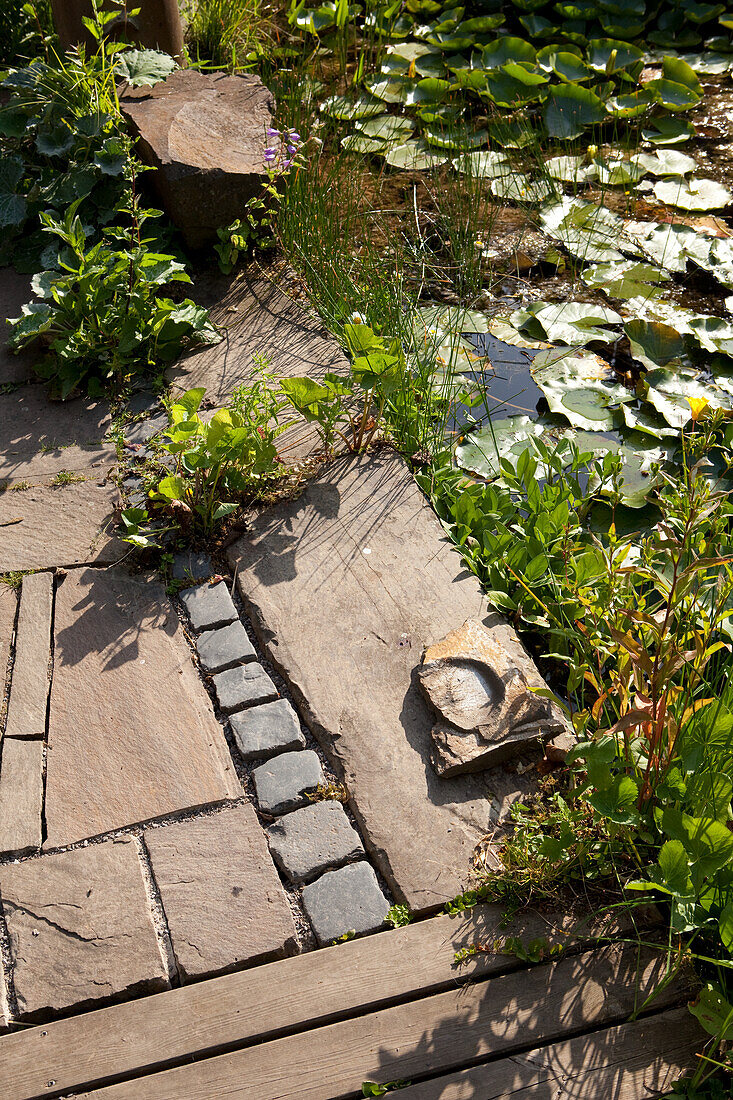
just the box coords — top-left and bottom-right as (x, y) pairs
(180, 581), (238, 632)
(265, 800), (363, 884)
(230, 698), (305, 761)
(172, 551), (213, 583)
(301, 861), (389, 946)
(197, 621), (255, 674)
(212, 662), (278, 713)
(252, 750), (324, 815)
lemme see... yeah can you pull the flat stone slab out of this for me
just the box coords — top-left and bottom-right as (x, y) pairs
(44, 567), (240, 848)
(266, 800), (363, 883)
(180, 580), (238, 632)
(120, 71), (275, 249)
(230, 697), (305, 761)
(172, 551), (213, 581)
(0, 838), (168, 1021)
(144, 804), (298, 981)
(0, 584), (17, 701)
(212, 662), (278, 713)
(301, 861), (389, 946)
(0, 738), (43, 855)
(197, 621), (256, 673)
(229, 453), (545, 911)
(0, 479), (122, 573)
(167, 271), (349, 460)
(0, 384), (114, 487)
(4, 571), (53, 739)
(252, 750), (324, 815)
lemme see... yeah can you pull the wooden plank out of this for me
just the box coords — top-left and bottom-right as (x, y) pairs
(394, 1007), (702, 1099)
(80, 943), (689, 1100)
(0, 904), (638, 1100)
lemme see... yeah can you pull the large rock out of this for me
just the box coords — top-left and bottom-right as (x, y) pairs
(144, 804), (298, 981)
(120, 70), (275, 249)
(228, 453), (547, 912)
(0, 838), (169, 1021)
(44, 567), (241, 847)
(0, 479), (123, 573)
(419, 619), (567, 776)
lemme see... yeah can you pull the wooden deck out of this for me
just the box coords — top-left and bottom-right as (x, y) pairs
(0, 903), (701, 1099)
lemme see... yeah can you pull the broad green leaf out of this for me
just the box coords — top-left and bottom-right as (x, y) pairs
(321, 93), (384, 119)
(690, 985), (733, 1040)
(454, 414), (558, 480)
(645, 78), (701, 110)
(653, 177), (732, 211)
(632, 149), (697, 177)
(624, 319), (687, 368)
(656, 839), (693, 896)
(543, 155), (593, 184)
(341, 133), (386, 154)
(582, 261), (670, 300)
(482, 36), (537, 68)
(452, 150), (510, 178)
(641, 117), (695, 144)
(644, 365), (733, 427)
(519, 301), (623, 346)
(531, 346), (630, 431)
(384, 140), (447, 170)
(115, 48), (176, 86)
(357, 114), (414, 141)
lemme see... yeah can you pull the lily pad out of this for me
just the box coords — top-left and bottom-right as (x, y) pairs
(452, 150), (510, 177)
(545, 85), (607, 139)
(455, 414), (557, 480)
(625, 319), (688, 368)
(357, 114), (415, 140)
(341, 133), (387, 154)
(582, 261), (670, 300)
(653, 177), (733, 211)
(321, 93), (385, 119)
(645, 365), (733, 427)
(641, 117), (695, 144)
(632, 149), (697, 176)
(490, 174), (555, 203)
(531, 347), (631, 430)
(576, 431), (667, 508)
(544, 155), (593, 183)
(482, 36), (537, 68)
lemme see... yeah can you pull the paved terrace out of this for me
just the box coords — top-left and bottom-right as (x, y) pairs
(0, 265), (702, 1097)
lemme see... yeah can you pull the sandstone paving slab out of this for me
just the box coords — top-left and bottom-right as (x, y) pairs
(0, 738), (43, 855)
(252, 750), (324, 815)
(301, 861), (389, 946)
(120, 71), (274, 250)
(0, 837), (169, 1021)
(0, 584), (16, 701)
(230, 697), (305, 761)
(229, 453), (544, 912)
(0, 479), (123, 573)
(197, 620), (256, 673)
(266, 800), (364, 884)
(168, 270), (349, 460)
(143, 804), (298, 981)
(0, 384), (114, 487)
(44, 567), (241, 848)
(4, 570), (53, 739)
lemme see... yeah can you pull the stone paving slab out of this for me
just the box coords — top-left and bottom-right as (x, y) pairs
(144, 804), (298, 982)
(0, 838), (169, 1022)
(180, 580), (238, 631)
(0, 385), (114, 487)
(3, 570), (53, 739)
(252, 750), (324, 815)
(230, 698), (305, 761)
(0, 584), (16, 699)
(0, 737), (43, 855)
(229, 453), (541, 912)
(301, 861), (389, 945)
(212, 661), (278, 713)
(0, 479), (123, 573)
(266, 800), (363, 883)
(44, 567), (241, 848)
(197, 621), (256, 673)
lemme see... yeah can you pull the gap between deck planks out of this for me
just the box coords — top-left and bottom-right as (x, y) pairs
(78, 941), (694, 1099)
(0, 903), (664, 1100)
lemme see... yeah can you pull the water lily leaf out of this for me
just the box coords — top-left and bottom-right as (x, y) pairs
(482, 36), (537, 68)
(545, 85), (607, 140)
(484, 68), (547, 108)
(678, 50), (731, 74)
(405, 77), (452, 103)
(688, 315), (733, 354)
(364, 75), (414, 103)
(622, 295), (700, 336)
(531, 346), (631, 430)
(588, 157), (646, 187)
(416, 304), (492, 338)
(607, 90), (655, 117)
(341, 133), (387, 154)
(425, 30), (477, 51)
(519, 13), (553, 36)
(632, 149), (697, 176)
(645, 78), (701, 110)
(455, 414), (557, 480)
(321, 92), (384, 119)
(115, 49), (176, 86)
(357, 114), (415, 141)
(583, 261), (670, 300)
(586, 38), (643, 74)
(625, 319), (687, 368)
(452, 150), (510, 177)
(641, 117), (695, 144)
(423, 124), (488, 150)
(540, 198), (629, 262)
(459, 14), (506, 32)
(653, 177), (732, 211)
(384, 140), (447, 170)
(663, 55), (704, 95)
(621, 402), (680, 437)
(488, 316), (550, 348)
(626, 219), (711, 272)
(544, 155), (593, 183)
(520, 302), (623, 346)
(552, 51), (593, 82)
(490, 174), (555, 203)
(577, 431), (667, 507)
(645, 365), (733, 426)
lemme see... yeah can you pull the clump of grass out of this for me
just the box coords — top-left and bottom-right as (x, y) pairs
(183, 0), (273, 69)
(51, 470), (86, 486)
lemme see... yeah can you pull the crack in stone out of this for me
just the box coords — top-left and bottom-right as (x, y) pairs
(3, 900), (120, 946)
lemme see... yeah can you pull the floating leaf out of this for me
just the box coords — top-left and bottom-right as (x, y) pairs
(357, 114), (415, 141)
(321, 92), (385, 119)
(645, 365), (733, 427)
(455, 414), (557, 480)
(641, 117), (695, 144)
(531, 347), (631, 430)
(544, 155), (593, 184)
(576, 431), (667, 508)
(364, 74), (414, 103)
(653, 177), (732, 211)
(540, 198), (629, 263)
(625, 319), (687, 368)
(341, 133), (387, 154)
(491, 173), (554, 203)
(423, 124), (488, 149)
(384, 141), (447, 170)
(482, 36), (537, 68)
(586, 38), (643, 74)
(115, 49), (176, 86)
(582, 261), (670, 300)
(452, 150), (510, 178)
(644, 78), (701, 110)
(545, 85), (607, 139)
(632, 149), (697, 177)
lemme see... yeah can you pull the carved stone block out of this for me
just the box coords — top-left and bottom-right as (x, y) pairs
(418, 619), (568, 777)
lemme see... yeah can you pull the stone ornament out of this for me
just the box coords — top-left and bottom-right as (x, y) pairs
(418, 618), (568, 777)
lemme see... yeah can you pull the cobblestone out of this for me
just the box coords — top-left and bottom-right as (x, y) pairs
(266, 800), (363, 883)
(197, 621), (256, 674)
(212, 662), (278, 713)
(180, 580), (238, 632)
(230, 698), (305, 761)
(252, 750), (324, 815)
(301, 861), (389, 946)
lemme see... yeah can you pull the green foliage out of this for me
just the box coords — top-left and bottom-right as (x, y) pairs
(184, 0), (271, 69)
(0, 0), (53, 66)
(121, 380), (287, 543)
(361, 1082), (410, 1096)
(386, 904), (412, 928)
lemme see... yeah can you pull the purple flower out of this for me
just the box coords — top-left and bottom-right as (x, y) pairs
(264, 148), (277, 162)
(288, 130), (301, 144)
(267, 127), (281, 138)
